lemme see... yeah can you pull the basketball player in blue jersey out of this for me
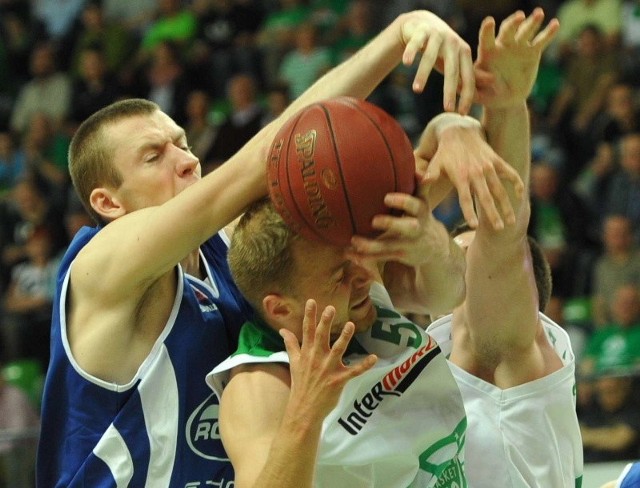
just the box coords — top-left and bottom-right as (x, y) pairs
(36, 9), (492, 488)
(602, 462), (640, 488)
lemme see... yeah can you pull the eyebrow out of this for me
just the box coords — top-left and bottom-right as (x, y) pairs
(136, 129), (188, 154)
(329, 259), (350, 278)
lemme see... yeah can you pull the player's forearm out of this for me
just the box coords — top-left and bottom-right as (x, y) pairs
(386, 218), (466, 316)
(415, 228), (466, 316)
(255, 415), (323, 488)
(461, 103), (538, 354)
(482, 102), (530, 232)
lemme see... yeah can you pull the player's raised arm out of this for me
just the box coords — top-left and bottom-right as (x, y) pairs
(455, 9), (561, 385)
(73, 9), (476, 316)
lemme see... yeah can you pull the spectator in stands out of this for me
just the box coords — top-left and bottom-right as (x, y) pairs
(101, 0), (158, 39)
(139, 0), (198, 55)
(529, 160), (594, 299)
(580, 368), (640, 463)
(30, 0), (86, 45)
(0, 131), (25, 197)
(278, 22), (332, 98)
(257, 0), (311, 87)
(592, 82), (640, 146)
(69, 0), (135, 78)
(0, 361), (40, 488)
(0, 175), (66, 294)
(573, 82), (640, 221)
(260, 82), (291, 128)
(1, 225), (61, 371)
(591, 215), (640, 326)
(548, 24), (619, 181)
(582, 284), (640, 376)
(191, 0), (265, 99)
(204, 73), (264, 171)
(183, 89), (218, 169)
(136, 40), (193, 126)
(62, 193), (93, 243)
(619, 0), (640, 80)
(69, 45), (121, 129)
(604, 132), (640, 243)
(555, 0), (622, 63)
(9, 41), (71, 136)
(0, 9), (33, 88)
(329, 0), (375, 64)
(21, 112), (71, 201)
(310, 0), (351, 41)
(0, 11), (33, 128)
(573, 141), (618, 224)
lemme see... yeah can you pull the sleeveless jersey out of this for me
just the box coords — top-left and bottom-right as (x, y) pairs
(208, 283), (468, 488)
(427, 313), (584, 488)
(616, 462), (640, 488)
(37, 226), (252, 488)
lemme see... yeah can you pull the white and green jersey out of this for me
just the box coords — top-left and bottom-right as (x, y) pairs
(208, 283), (468, 488)
(427, 313), (584, 488)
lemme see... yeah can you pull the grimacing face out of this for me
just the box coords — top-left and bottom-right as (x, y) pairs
(285, 239), (377, 339)
(100, 111), (200, 215)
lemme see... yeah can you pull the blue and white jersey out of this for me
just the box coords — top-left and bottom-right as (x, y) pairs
(617, 462), (640, 488)
(37, 226), (252, 488)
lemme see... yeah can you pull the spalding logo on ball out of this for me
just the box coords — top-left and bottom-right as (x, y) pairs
(267, 96), (416, 246)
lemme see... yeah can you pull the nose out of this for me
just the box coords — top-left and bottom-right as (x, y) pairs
(173, 145), (200, 177)
(348, 261), (374, 289)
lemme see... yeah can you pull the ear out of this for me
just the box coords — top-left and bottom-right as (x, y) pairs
(262, 293), (297, 328)
(89, 187), (126, 222)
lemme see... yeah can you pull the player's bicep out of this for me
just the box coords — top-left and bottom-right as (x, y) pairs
(219, 364), (291, 487)
(464, 232), (539, 352)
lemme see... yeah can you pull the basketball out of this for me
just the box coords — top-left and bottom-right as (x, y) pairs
(267, 96), (416, 246)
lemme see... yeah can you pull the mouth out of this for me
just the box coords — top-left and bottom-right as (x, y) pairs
(350, 295), (371, 311)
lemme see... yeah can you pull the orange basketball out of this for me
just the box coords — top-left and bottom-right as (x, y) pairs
(267, 97), (416, 246)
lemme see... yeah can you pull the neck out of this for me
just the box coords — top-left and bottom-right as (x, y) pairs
(181, 248), (203, 278)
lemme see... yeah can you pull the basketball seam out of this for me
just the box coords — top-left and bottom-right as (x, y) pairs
(321, 102), (358, 236)
(346, 98), (400, 193)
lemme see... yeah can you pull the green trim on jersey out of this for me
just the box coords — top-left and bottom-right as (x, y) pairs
(232, 319), (284, 358)
(232, 318), (369, 359)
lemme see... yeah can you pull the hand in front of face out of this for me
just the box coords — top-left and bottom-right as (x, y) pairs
(474, 8), (559, 108)
(279, 300), (377, 421)
(347, 187), (448, 269)
(416, 113), (524, 229)
(399, 10), (474, 114)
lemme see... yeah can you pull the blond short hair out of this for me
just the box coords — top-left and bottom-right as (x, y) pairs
(228, 198), (300, 310)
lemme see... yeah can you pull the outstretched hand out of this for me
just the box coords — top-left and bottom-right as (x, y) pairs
(416, 113), (524, 229)
(280, 300), (377, 420)
(474, 8), (559, 108)
(399, 10), (474, 114)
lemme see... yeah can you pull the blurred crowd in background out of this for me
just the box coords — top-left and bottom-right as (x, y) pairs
(1, 0), (640, 485)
